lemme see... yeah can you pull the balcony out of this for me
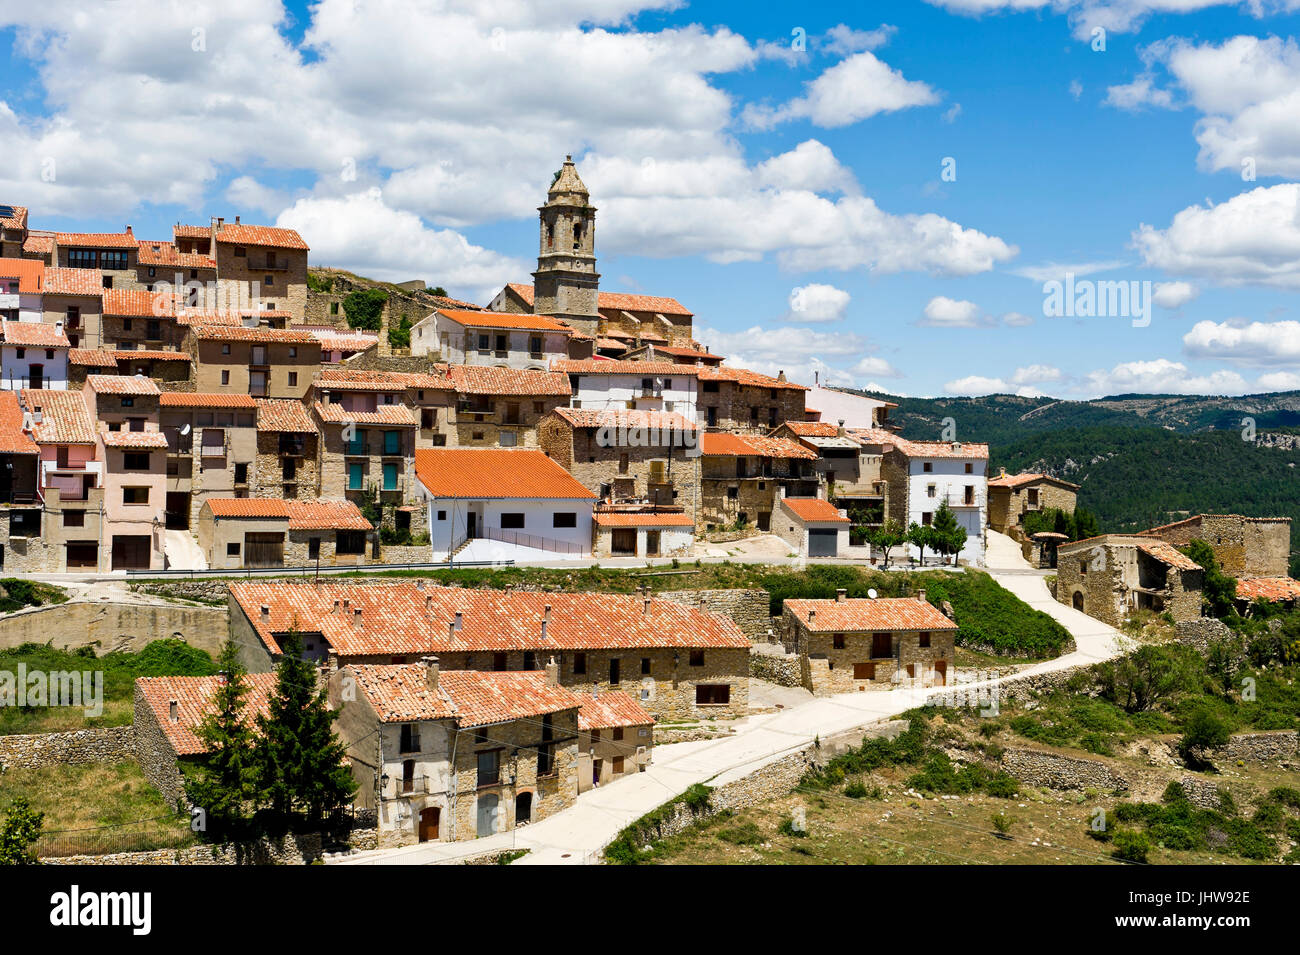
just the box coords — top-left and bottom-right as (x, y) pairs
(344, 439), (368, 456)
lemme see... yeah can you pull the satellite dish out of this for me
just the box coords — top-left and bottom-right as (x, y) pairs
(867, 589), (878, 599)
(180, 423), (191, 436)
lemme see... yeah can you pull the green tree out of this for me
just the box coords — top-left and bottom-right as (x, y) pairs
(342, 288), (388, 331)
(1095, 644), (1200, 713)
(425, 286), (448, 297)
(1072, 506), (1100, 541)
(256, 631), (357, 830)
(868, 519), (906, 569)
(184, 640), (260, 840)
(1178, 707), (1231, 766)
(0, 797), (43, 865)
(907, 522), (934, 566)
(1180, 539), (1237, 618)
(930, 501), (966, 566)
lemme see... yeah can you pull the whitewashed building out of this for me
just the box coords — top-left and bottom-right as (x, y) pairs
(0, 319), (69, 391)
(411, 308), (572, 370)
(553, 359), (698, 422)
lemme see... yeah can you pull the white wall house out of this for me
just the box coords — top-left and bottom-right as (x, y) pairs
(0, 259), (45, 323)
(553, 360), (698, 422)
(901, 444), (988, 566)
(0, 320), (69, 391)
(806, 374), (895, 430)
(414, 447), (596, 561)
(411, 308), (571, 370)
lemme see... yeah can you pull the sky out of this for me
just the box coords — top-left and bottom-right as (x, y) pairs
(3, 0), (1300, 399)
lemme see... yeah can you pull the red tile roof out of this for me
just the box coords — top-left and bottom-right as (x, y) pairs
(214, 224), (309, 250)
(850, 427), (990, 461)
(443, 363), (569, 397)
(0, 392), (38, 455)
(101, 430), (169, 449)
(502, 284), (692, 316)
(23, 233), (54, 256)
(1, 320), (69, 348)
(68, 349), (119, 367)
(636, 342), (723, 362)
(102, 287), (176, 317)
(347, 663), (456, 722)
(578, 690), (654, 730)
(174, 310), (245, 327)
(415, 448), (596, 499)
(784, 597), (957, 632)
(228, 582), (751, 657)
(172, 224), (210, 240)
(552, 359), (698, 377)
(314, 369), (408, 392)
(205, 498), (371, 530)
(114, 350), (190, 362)
(698, 432), (816, 459)
(779, 421), (842, 438)
(158, 392), (257, 409)
(255, 399), (317, 433)
(550, 407), (698, 432)
(436, 670), (580, 728)
(21, 390), (96, 444)
(1235, 577), (1300, 603)
(781, 497), (849, 523)
(42, 268), (103, 297)
(988, 471), (1080, 491)
(135, 674), (277, 756)
(593, 511), (694, 527)
(1136, 541), (1203, 572)
(190, 325), (318, 345)
(313, 401), (417, 427)
(86, 374), (160, 395)
(434, 308), (572, 333)
(56, 231), (137, 249)
(0, 205), (28, 230)
(697, 365), (809, 391)
(0, 257), (44, 294)
(135, 240), (215, 270)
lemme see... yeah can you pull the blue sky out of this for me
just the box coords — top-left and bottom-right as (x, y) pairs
(4, 0), (1300, 398)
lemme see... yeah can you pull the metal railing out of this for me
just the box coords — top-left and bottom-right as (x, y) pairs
(458, 524), (586, 555)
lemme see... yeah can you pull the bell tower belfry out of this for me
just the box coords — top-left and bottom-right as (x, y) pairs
(532, 155), (600, 334)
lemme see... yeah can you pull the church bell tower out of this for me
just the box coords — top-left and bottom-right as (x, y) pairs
(532, 155), (600, 335)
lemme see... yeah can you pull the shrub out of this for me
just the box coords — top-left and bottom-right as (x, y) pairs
(1111, 828), (1152, 863)
(342, 288), (388, 330)
(717, 822), (763, 845)
(777, 818), (807, 838)
(1178, 707), (1231, 763)
(844, 781), (868, 799)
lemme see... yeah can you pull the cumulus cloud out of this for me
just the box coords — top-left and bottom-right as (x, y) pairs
(1009, 259), (1128, 282)
(1182, 318), (1300, 364)
(1133, 184), (1300, 288)
(742, 51), (941, 129)
(918, 296), (986, 327)
(1152, 281), (1199, 308)
(943, 374), (1046, 397)
(852, 356), (903, 378)
(1082, 358), (1250, 396)
(786, 283), (851, 322)
(924, 1), (1283, 42)
(1104, 74), (1174, 110)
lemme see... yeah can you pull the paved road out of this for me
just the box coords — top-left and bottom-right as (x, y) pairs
(333, 531), (1127, 866)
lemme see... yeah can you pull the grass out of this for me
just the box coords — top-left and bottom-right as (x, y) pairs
(0, 579), (67, 614)
(0, 761), (192, 857)
(0, 639), (216, 734)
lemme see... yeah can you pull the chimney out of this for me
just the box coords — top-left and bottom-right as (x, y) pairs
(168, 699), (178, 722)
(807, 609), (816, 623)
(235, 215), (241, 225)
(353, 607), (363, 630)
(837, 418), (846, 439)
(425, 594), (432, 612)
(416, 578), (426, 590)
(423, 655), (439, 691)
(544, 603), (552, 625)
(125, 225), (133, 237)
(327, 650), (339, 675)
(643, 597), (651, 615)
(447, 621), (455, 641)
(332, 599), (340, 613)
(918, 588), (927, 604)
(836, 588), (847, 603)
(342, 598), (350, 610)
(259, 604), (269, 622)
(815, 370), (820, 386)
(545, 656), (559, 686)
(540, 615), (549, 638)
(454, 611), (463, 630)
(777, 370), (786, 382)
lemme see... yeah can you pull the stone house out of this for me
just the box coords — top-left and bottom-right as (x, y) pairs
(414, 447), (595, 559)
(253, 398), (320, 500)
(410, 307), (572, 370)
(1055, 535), (1205, 626)
(592, 507), (694, 558)
(227, 581), (752, 721)
(312, 396), (422, 533)
(576, 689), (655, 793)
(442, 363), (571, 449)
(697, 431), (819, 531)
(313, 367), (455, 450)
(0, 318), (69, 390)
(83, 374), (166, 570)
(158, 392), (259, 530)
(697, 365), (808, 433)
(986, 470), (1080, 536)
(186, 325), (321, 399)
(197, 498), (372, 570)
(554, 359), (700, 423)
(1138, 514), (1291, 579)
(0, 205), (29, 260)
(770, 419), (888, 532)
(620, 340), (723, 367)
(208, 220), (310, 323)
(537, 406), (699, 510)
(489, 283), (696, 345)
(41, 267), (104, 350)
(133, 673), (277, 808)
(99, 287), (179, 351)
(774, 494), (851, 558)
(53, 229), (138, 289)
(784, 590), (958, 694)
(329, 660), (581, 846)
(133, 238), (216, 298)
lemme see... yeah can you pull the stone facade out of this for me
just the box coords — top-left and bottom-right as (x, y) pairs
(1173, 616), (1233, 652)
(699, 455), (819, 531)
(133, 681), (186, 806)
(790, 619), (955, 695)
(987, 474), (1078, 536)
(998, 747), (1129, 792)
(698, 377), (806, 433)
(254, 429), (320, 500)
(749, 646), (802, 687)
(0, 725), (135, 770)
(452, 394), (566, 449)
(657, 588), (773, 640)
(1055, 535), (1204, 627)
(1139, 514), (1292, 579)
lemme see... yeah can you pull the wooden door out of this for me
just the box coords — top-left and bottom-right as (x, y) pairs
(934, 661), (948, 686)
(244, 532), (285, 567)
(418, 807), (440, 842)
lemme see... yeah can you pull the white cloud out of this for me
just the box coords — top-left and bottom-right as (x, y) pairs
(1182, 318), (1300, 364)
(1104, 74), (1174, 110)
(1009, 259), (1128, 282)
(1082, 357), (1250, 395)
(923, 1), (1283, 42)
(942, 103), (963, 123)
(943, 374), (1046, 397)
(277, 188), (527, 297)
(787, 283), (851, 322)
(1152, 281), (1199, 308)
(1011, 364), (1065, 385)
(1069, 79), (1084, 100)
(225, 176), (290, 218)
(742, 51), (941, 129)
(1256, 370), (1300, 391)
(918, 296), (987, 327)
(852, 355), (903, 378)
(1134, 183), (1300, 288)
(1002, 311), (1036, 326)
(821, 23), (897, 56)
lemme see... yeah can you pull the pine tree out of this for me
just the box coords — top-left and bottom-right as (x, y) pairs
(256, 631), (357, 830)
(184, 640), (258, 840)
(930, 501), (966, 565)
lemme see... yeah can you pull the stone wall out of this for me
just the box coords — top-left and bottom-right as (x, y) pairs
(44, 832), (325, 866)
(1177, 776), (1228, 811)
(0, 726), (135, 770)
(749, 647), (801, 687)
(999, 747), (1129, 792)
(657, 588), (772, 640)
(0, 601), (228, 656)
(1217, 731), (1299, 764)
(1174, 616), (1232, 653)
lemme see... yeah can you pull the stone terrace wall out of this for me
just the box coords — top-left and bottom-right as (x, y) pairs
(1218, 731), (1299, 764)
(1174, 617), (1232, 653)
(749, 647), (801, 687)
(999, 746), (1129, 792)
(0, 726), (134, 770)
(45, 832), (325, 866)
(0, 601), (228, 656)
(659, 588), (772, 640)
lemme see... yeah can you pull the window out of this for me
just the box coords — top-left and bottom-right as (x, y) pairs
(308, 537), (321, 560)
(832, 633), (845, 649)
(101, 250), (128, 270)
(573, 652), (586, 675)
(609, 658), (620, 685)
(927, 484), (936, 498)
(226, 542), (240, 557)
(123, 451), (150, 472)
(421, 408), (436, 430)
(478, 333), (490, 352)
(399, 723), (420, 753)
(522, 651), (537, 671)
(871, 633), (892, 658)
(498, 431), (517, 447)
(695, 684), (730, 705)
(923, 462), (933, 472)
(964, 462), (973, 474)
(918, 632), (931, 648)
(530, 336), (542, 355)
(383, 430), (400, 455)
(922, 512), (932, 526)
(336, 530), (366, 554)
(500, 513), (525, 529)
(553, 512), (576, 528)
(476, 750), (500, 787)
(347, 462), (363, 491)
(537, 743), (554, 776)
(689, 650), (704, 667)
(287, 372), (298, 387)
(382, 462), (398, 491)
(853, 662), (876, 681)
(401, 759), (414, 793)
(221, 344), (231, 355)
(613, 727), (624, 741)
(493, 652), (507, 671)
(122, 486), (149, 505)
(1079, 559), (1088, 576)
(234, 246), (246, 257)
(63, 511), (85, 528)
(641, 657), (651, 676)
(221, 370), (230, 386)
(234, 462), (248, 484)
(69, 249), (97, 269)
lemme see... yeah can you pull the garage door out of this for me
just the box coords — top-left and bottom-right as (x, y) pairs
(808, 528), (839, 557)
(110, 535), (152, 570)
(65, 542), (99, 570)
(244, 532), (285, 568)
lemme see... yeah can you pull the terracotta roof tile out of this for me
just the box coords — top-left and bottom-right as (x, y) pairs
(172, 224), (210, 240)
(55, 231), (137, 249)
(436, 670), (580, 728)
(850, 427), (990, 461)
(593, 511), (693, 527)
(550, 407), (698, 432)
(698, 432), (816, 459)
(214, 224), (308, 250)
(785, 597), (957, 632)
(68, 349), (119, 367)
(205, 498), (370, 530)
(313, 401), (417, 427)
(552, 359), (698, 377)
(23, 233), (54, 255)
(135, 674), (277, 756)
(228, 582), (751, 658)
(1136, 541), (1203, 572)
(697, 365), (808, 391)
(20, 389), (97, 444)
(255, 399), (316, 433)
(502, 284), (692, 316)
(0, 392), (38, 455)
(435, 308), (571, 333)
(190, 325), (318, 345)
(102, 288), (176, 317)
(443, 363), (569, 397)
(987, 471), (1080, 490)
(781, 498), (849, 523)
(0, 205), (28, 231)
(101, 430), (169, 449)
(577, 690), (654, 730)
(42, 268), (103, 297)
(347, 663), (456, 722)
(415, 448), (596, 499)
(1235, 577), (1300, 603)
(158, 392), (256, 409)
(86, 374), (160, 395)
(0, 257), (44, 294)
(2, 320), (69, 348)
(114, 350), (190, 362)
(314, 369), (409, 392)
(135, 240), (215, 270)
(174, 310), (245, 327)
